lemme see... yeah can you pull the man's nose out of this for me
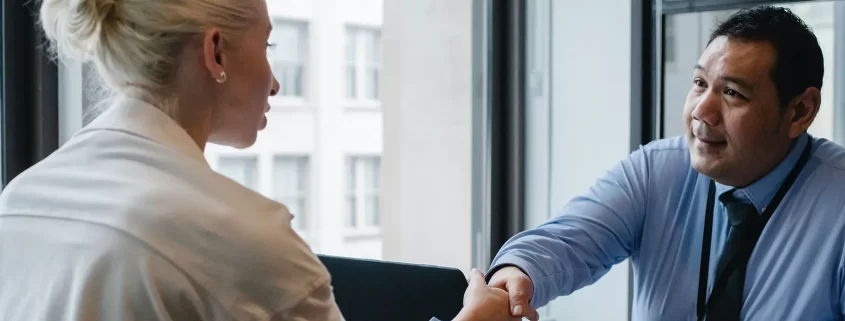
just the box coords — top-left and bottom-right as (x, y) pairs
(691, 90), (721, 127)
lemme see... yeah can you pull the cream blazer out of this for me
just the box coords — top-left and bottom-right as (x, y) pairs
(0, 96), (344, 321)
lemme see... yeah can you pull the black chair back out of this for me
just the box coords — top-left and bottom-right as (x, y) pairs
(318, 255), (467, 321)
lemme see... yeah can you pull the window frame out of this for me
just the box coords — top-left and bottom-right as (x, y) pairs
(1, 1), (59, 187)
(268, 18), (309, 107)
(344, 25), (382, 109)
(214, 155), (261, 191)
(344, 155), (381, 236)
(272, 155), (310, 232)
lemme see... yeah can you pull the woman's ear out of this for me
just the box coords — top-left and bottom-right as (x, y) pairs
(787, 87), (821, 138)
(202, 28), (225, 81)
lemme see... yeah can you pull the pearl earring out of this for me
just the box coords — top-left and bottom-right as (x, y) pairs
(216, 71), (227, 84)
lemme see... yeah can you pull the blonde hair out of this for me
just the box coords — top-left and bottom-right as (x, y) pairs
(39, 0), (259, 116)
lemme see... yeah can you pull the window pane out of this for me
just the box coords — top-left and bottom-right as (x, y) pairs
(270, 21), (307, 97)
(346, 196), (357, 228)
(345, 28), (358, 99)
(524, 0), (630, 318)
(346, 67), (357, 98)
(367, 69), (379, 100)
(274, 156), (308, 230)
(217, 157), (258, 190)
(62, 0), (477, 268)
(364, 30), (381, 100)
(346, 158), (357, 228)
(365, 194), (379, 226)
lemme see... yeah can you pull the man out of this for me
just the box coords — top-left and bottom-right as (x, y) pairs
(487, 5), (844, 321)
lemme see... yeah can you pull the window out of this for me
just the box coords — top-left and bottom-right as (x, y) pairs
(57, 0), (477, 272)
(345, 27), (381, 101)
(274, 156), (309, 230)
(523, 0), (632, 319)
(664, 16), (676, 64)
(346, 156), (380, 230)
(269, 20), (307, 98)
(216, 156), (259, 191)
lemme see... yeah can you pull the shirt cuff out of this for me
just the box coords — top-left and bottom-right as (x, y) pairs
(487, 254), (544, 308)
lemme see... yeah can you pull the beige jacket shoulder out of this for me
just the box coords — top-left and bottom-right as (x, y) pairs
(0, 97), (343, 321)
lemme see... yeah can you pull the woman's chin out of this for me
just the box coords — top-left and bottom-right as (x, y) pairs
(259, 114), (267, 130)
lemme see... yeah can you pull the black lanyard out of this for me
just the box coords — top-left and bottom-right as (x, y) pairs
(695, 135), (813, 320)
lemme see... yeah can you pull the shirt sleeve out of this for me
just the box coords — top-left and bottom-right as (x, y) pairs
(273, 281), (344, 321)
(489, 146), (650, 308)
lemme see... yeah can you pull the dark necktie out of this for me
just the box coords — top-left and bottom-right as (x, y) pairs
(704, 192), (763, 321)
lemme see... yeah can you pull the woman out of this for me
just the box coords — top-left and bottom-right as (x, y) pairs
(0, 0), (517, 320)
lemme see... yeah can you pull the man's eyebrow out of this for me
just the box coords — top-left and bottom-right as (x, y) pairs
(722, 76), (753, 89)
(694, 64), (753, 89)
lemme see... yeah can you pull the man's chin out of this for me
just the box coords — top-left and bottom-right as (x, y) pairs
(689, 152), (723, 177)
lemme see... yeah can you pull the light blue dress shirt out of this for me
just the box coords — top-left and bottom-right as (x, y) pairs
(490, 133), (845, 320)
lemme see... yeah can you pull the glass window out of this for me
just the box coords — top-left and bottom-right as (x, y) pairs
(662, 1), (839, 142)
(345, 28), (358, 99)
(345, 156), (380, 229)
(217, 156), (259, 190)
(59, 0), (476, 272)
(274, 156), (309, 230)
(345, 27), (381, 101)
(269, 20), (307, 98)
(524, 0), (632, 319)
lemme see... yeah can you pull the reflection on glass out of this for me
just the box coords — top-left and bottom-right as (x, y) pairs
(662, 1), (838, 142)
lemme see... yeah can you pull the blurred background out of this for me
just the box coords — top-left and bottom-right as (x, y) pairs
(3, 0), (844, 320)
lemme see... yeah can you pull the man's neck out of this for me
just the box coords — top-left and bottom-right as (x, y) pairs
(723, 137), (798, 188)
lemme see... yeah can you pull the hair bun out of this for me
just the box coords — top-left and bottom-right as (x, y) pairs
(40, 0), (118, 61)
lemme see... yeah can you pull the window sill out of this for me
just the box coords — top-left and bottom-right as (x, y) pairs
(344, 99), (382, 111)
(342, 227), (382, 241)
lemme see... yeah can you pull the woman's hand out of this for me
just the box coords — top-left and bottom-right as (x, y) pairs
(452, 269), (522, 321)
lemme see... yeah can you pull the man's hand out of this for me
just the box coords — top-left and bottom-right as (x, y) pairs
(452, 269), (519, 321)
(488, 266), (540, 321)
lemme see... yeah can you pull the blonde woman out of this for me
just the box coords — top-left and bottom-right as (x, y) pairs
(0, 0), (515, 320)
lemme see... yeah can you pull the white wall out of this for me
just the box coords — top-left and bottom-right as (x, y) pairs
(525, 0), (632, 319)
(381, 0), (473, 273)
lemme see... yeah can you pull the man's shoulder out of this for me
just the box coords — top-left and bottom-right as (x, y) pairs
(811, 137), (845, 173)
(632, 135), (690, 169)
(641, 135), (688, 153)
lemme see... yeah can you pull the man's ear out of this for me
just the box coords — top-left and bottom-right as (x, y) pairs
(786, 87), (821, 138)
(201, 28), (225, 80)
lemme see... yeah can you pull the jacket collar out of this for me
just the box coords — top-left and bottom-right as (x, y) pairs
(77, 95), (209, 167)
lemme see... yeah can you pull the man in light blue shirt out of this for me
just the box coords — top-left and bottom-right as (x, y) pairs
(487, 5), (845, 321)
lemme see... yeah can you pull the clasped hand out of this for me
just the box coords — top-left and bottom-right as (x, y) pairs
(454, 267), (540, 321)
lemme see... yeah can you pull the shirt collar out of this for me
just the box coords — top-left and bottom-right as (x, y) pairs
(714, 132), (810, 213)
(78, 95), (210, 167)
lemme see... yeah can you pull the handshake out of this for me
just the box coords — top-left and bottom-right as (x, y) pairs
(453, 266), (541, 321)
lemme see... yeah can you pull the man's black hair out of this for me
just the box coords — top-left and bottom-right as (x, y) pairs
(709, 5), (824, 107)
